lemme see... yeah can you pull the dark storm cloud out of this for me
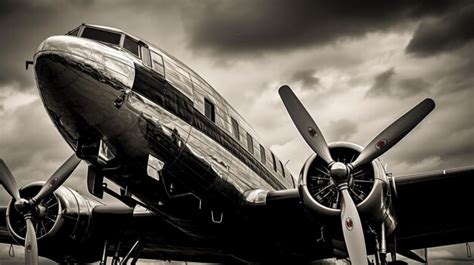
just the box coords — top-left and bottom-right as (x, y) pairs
(181, 0), (467, 55)
(406, 2), (474, 57)
(0, 0), (179, 91)
(366, 67), (429, 98)
(0, 1), (93, 90)
(290, 69), (319, 89)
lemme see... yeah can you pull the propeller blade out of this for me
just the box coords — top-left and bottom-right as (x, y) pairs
(24, 218), (39, 265)
(340, 189), (368, 265)
(32, 154), (81, 203)
(351, 98), (435, 169)
(0, 159), (20, 201)
(279, 85), (334, 164)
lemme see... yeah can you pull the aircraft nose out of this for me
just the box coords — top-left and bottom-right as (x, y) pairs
(33, 35), (136, 139)
(34, 35), (135, 95)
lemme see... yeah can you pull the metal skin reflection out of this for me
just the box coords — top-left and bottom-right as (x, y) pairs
(33, 33), (294, 238)
(3, 23), (465, 265)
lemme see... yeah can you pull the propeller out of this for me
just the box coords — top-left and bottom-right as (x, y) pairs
(279, 85), (435, 264)
(278, 86), (333, 165)
(0, 154), (81, 265)
(0, 160), (20, 201)
(349, 98), (435, 169)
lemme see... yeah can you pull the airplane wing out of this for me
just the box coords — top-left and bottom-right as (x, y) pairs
(0, 202), (251, 264)
(2, 165), (474, 264)
(394, 165), (474, 251)
(91, 204), (240, 263)
(0, 206), (15, 244)
(259, 165), (474, 261)
(106, 165), (474, 262)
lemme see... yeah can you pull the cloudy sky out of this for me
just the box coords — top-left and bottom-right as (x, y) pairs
(0, 0), (473, 264)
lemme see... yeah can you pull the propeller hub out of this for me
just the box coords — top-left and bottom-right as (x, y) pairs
(14, 198), (35, 215)
(36, 205), (48, 219)
(330, 162), (350, 183)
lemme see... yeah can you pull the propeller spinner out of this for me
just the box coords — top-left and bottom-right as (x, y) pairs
(279, 85), (434, 264)
(0, 154), (81, 265)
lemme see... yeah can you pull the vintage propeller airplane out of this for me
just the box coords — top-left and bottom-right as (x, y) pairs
(0, 23), (473, 265)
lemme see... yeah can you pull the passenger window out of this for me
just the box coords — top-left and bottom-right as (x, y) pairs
(231, 118), (240, 141)
(280, 161), (286, 178)
(260, 145), (266, 163)
(247, 133), (254, 154)
(141, 45), (152, 67)
(151, 51), (164, 75)
(271, 152), (277, 172)
(82, 27), (121, 45)
(123, 36), (140, 57)
(204, 98), (215, 122)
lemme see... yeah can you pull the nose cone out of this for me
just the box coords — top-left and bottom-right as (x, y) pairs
(35, 35), (135, 102)
(34, 35), (135, 143)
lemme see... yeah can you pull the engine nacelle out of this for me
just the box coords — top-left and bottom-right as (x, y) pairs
(299, 142), (396, 234)
(6, 181), (103, 263)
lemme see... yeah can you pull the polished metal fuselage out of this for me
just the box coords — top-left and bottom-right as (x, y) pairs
(33, 35), (295, 236)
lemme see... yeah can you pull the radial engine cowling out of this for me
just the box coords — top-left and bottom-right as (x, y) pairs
(6, 181), (102, 263)
(299, 142), (396, 233)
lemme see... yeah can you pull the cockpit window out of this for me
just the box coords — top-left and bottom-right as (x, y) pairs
(123, 35), (140, 57)
(82, 27), (121, 45)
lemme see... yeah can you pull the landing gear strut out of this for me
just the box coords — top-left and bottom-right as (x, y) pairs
(372, 223), (388, 265)
(379, 224), (387, 265)
(99, 239), (143, 265)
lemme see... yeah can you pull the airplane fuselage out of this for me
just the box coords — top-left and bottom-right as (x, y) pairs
(4, 22), (468, 265)
(34, 24), (296, 237)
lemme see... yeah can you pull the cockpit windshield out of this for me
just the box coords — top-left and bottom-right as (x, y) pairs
(81, 27), (121, 46)
(123, 35), (140, 57)
(73, 24), (152, 66)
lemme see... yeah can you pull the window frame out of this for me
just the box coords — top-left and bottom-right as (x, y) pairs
(81, 26), (122, 46)
(123, 35), (141, 58)
(246, 133), (254, 154)
(151, 51), (165, 75)
(231, 117), (240, 141)
(204, 98), (216, 123)
(260, 144), (266, 164)
(271, 152), (277, 172)
(280, 160), (286, 178)
(140, 45), (152, 67)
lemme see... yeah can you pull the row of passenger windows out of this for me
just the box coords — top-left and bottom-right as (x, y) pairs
(204, 99), (286, 178)
(103, 29), (291, 180)
(73, 25), (292, 184)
